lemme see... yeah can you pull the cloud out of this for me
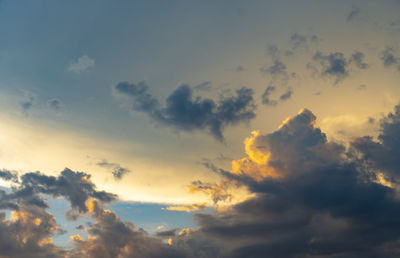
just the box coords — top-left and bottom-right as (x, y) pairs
(113, 82), (256, 141)
(0, 168), (119, 257)
(180, 107), (400, 257)
(381, 47), (400, 71)
(279, 87), (293, 101)
(193, 81), (212, 91)
(20, 93), (35, 115)
(310, 51), (369, 84)
(165, 203), (208, 213)
(236, 65), (246, 72)
(351, 51), (369, 69)
(4, 105), (400, 257)
(262, 86), (293, 106)
(351, 104), (400, 180)
(347, 6), (361, 22)
(68, 55), (95, 73)
(260, 60), (288, 83)
(47, 98), (65, 112)
(97, 160), (131, 180)
(0, 169), (18, 183)
(261, 86), (277, 106)
(71, 199), (185, 258)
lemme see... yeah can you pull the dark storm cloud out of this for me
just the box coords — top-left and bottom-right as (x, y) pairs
(180, 107), (400, 257)
(113, 82), (256, 141)
(347, 6), (361, 22)
(352, 104), (400, 180)
(381, 47), (400, 71)
(310, 50), (369, 84)
(97, 160), (131, 180)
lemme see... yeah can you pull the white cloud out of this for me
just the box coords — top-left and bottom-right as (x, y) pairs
(68, 55), (95, 73)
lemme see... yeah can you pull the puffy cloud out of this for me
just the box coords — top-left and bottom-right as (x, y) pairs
(181, 107), (400, 257)
(113, 82), (256, 141)
(310, 51), (369, 84)
(352, 104), (400, 181)
(260, 60), (288, 83)
(381, 47), (400, 71)
(68, 55), (95, 74)
(71, 200), (185, 258)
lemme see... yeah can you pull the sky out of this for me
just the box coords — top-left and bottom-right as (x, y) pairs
(1, 0), (400, 257)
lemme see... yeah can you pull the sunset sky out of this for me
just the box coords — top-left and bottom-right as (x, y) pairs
(1, 1), (400, 257)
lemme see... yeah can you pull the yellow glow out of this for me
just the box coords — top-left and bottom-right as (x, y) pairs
(34, 218), (42, 226)
(70, 234), (83, 241)
(178, 228), (195, 236)
(87, 198), (96, 212)
(39, 237), (53, 246)
(375, 173), (393, 188)
(166, 203), (207, 213)
(168, 237), (172, 245)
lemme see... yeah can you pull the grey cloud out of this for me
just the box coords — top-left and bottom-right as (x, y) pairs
(261, 85), (277, 106)
(262, 86), (292, 106)
(156, 228), (178, 238)
(182, 108), (400, 257)
(236, 65), (246, 72)
(97, 160), (131, 180)
(193, 81), (212, 91)
(20, 95), (35, 115)
(351, 51), (369, 69)
(381, 47), (400, 71)
(352, 104), (400, 180)
(0, 169), (18, 183)
(279, 87), (293, 101)
(311, 51), (368, 84)
(113, 82), (256, 141)
(47, 98), (65, 112)
(347, 6), (361, 22)
(71, 200), (185, 258)
(260, 60), (288, 83)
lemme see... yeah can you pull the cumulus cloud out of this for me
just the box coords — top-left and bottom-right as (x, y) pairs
(71, 199), (185, 258)
(0, 168), (119, 257)
(181, 107), (400, 257)
(113, 81), (256, 141)
(4, 105), (400, 257)
(309, 50), (369, 84)
(68, 55), (95, 73)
